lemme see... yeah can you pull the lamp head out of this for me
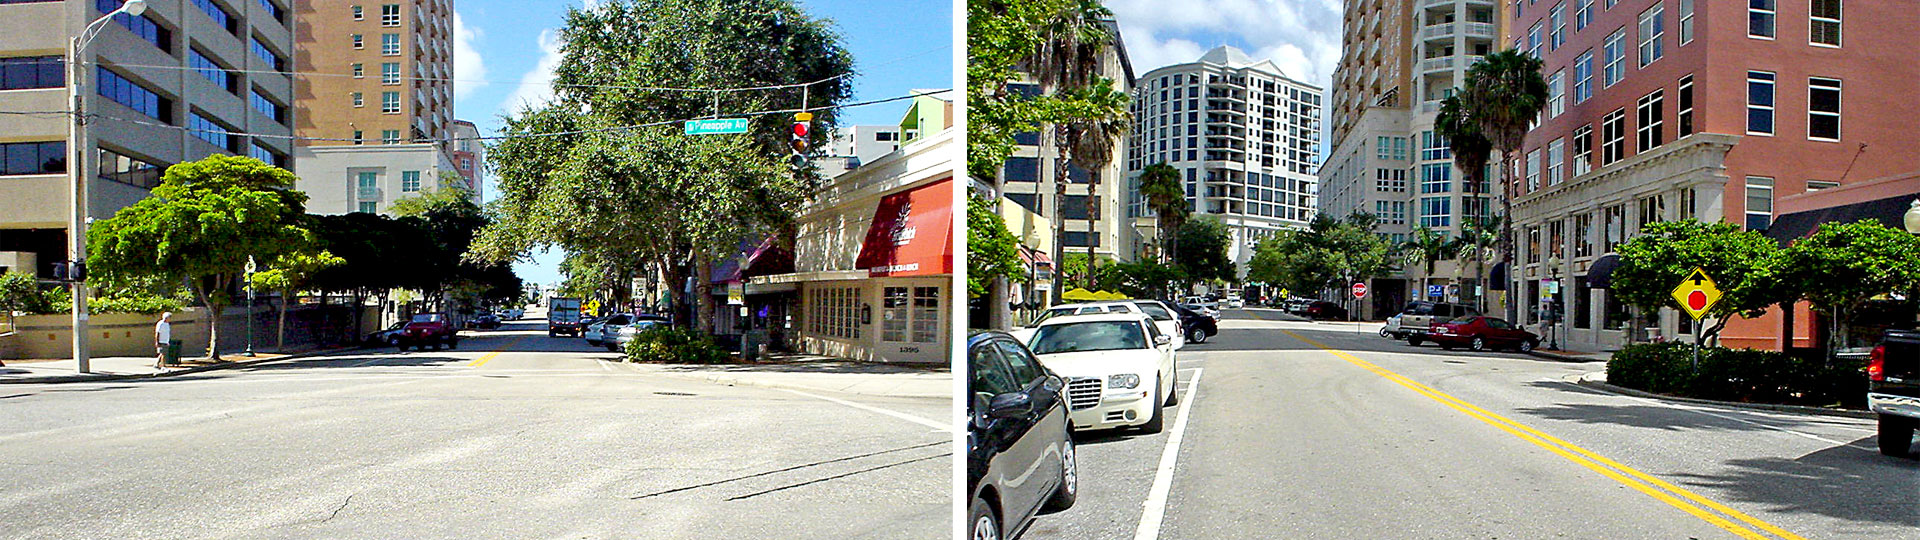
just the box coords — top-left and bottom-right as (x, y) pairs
(121, 0), (147, 16)
(1904, 198), (1920, 234)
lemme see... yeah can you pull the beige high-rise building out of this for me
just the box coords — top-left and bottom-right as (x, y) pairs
(0, 0), (296, 277)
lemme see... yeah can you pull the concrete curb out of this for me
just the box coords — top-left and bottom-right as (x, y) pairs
(1572, 374), (1875, 419)
(1524, 350), (1609, 363)
(0, 346), (364, 385)
(644, 369), (950, 400)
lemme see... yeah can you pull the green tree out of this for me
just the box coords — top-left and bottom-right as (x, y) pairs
(1401, 226), (1459, 301)
(1097, 259), (1185, 300)
(0, 272), (52, 316)
(88, 155), (315, 360)
(1137, 162), (1187, 262)
(967, 0), (1128, 179)
(249, 250), (345, 351)
(1779, 220), (1920, 353)
(1453, 214), (1504, 311)
(1436, 92), (1497, 308)
(474, 0), (851, 333)
(1611, 220), (1788, 343)
(1174, 216), (1235, 284)
(1247, 214), (1393, 301)
(968, 195), (1026, 298)
(1464, 51), (1547, 316)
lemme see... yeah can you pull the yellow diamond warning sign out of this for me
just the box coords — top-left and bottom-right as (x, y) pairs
(1670, 267), (1722, 320)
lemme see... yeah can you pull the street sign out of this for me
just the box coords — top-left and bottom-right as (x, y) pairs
(683, 118), (749, 135)
(1427, 284), (1444, 298)
(1670, 267), (1722, 320)
(1352, 282), (1369, 299)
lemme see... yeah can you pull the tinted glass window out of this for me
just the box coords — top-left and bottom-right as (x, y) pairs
(992, 341), (1046, 386)
(1030, 321), (1150, 354)
(1134, 302), (1175, 321)
(1487, 318), (1512, 329)
(970, 344), (1020, 396)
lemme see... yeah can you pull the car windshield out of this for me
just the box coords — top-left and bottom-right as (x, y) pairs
(1134, 302), (1175, 321)
(1028, 321), (1148, 354)
(1446, 316), (1478, 325)
(410, 314), (443, 323)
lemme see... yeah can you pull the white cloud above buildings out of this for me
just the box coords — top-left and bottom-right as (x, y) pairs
(1109, 0), (1342, 89)
(498, 29), (565, 113)
(452, 12), (487, 100)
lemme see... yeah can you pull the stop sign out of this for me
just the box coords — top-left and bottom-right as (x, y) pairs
(1351, 282), (1368, 299)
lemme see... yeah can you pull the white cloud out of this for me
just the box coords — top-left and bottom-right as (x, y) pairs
(452, 12), (487, 100)
(498, 29), (565, 113)
(1109, 0), (1342, 90)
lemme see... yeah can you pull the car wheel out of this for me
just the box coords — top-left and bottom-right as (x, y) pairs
(1139, 379), (1166, 434)
(1879, 415), (1916, 458)
(1407, 336), (1422, 347)
(1164, 374), (1179, 406)
(1470, 337), (1487, 351)
(1519, 339), (1537, 353)
(1187, 326), (1207, 344)
(970, 497), (1000, 540)
(1043, 437), (1078, 511)
(446, 339), (458, 350)
(606, 343), (621, 352)
(1379, 328), (1392, 338)
(1439, 344), (1454, 350)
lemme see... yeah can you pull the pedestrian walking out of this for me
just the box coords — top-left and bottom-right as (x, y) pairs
(154, 312), (172, 369)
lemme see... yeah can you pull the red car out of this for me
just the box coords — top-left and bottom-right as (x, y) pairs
(1419, 316), (1538, 352)
(397, 313), (460, 351)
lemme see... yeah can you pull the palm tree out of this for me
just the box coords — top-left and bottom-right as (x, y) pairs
(1400, 227), (1458, 303)
(1464, 50), (1547, 319)
(1435, 91), (1496, 311)
(1025, 1), (1126, 300)
(1137, 162), (1187, 262)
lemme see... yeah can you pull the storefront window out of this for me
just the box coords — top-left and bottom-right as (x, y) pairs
(913, 287), (940, 343)
(1603, 289), (1630, 330)
(1574, 277), (1591, 329)
(808, 286), (862, 340)
(882, 287), (909, 342)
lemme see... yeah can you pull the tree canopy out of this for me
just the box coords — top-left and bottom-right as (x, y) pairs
(1611, 220), (1788, 340)
(1247, 213), (1393, 297)
(968, 194), (1025, 298)
(1174, 216), (1235, 283)
(1778, 220), (1920, 349)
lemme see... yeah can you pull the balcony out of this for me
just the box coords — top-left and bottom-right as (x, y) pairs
(357, 186), (383, 200)
(1423, 0), (1455, 8)
(1464, 22), (1496, 39)
(1421, 100), (1441, 113)
(1420, 56), (1454, 73)
(1422, 23), (1456, 41)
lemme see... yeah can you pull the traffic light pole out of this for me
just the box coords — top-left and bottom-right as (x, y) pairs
(67, 35), (91, 374)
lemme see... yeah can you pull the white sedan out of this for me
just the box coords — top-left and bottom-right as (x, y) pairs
(1024, 312), (1178, 433)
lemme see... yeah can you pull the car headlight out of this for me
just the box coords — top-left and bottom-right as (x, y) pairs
(1108, 373), (1140, 389)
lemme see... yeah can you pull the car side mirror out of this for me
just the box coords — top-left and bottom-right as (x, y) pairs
(1154, 334), (1172, 347)
(987, 391), (1035, 419)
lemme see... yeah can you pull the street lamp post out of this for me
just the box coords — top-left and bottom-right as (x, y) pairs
(1547, 255), (1562, 351)
(68, 0), (148, 373)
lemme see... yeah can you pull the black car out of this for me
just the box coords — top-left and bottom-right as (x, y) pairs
(969, 331), (1076, 540)
(469, 313), (502, 329)
(1168, 303), (1218, 344)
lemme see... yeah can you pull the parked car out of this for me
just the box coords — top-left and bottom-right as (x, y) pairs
(397, 313), (459, 351)
(1869, 329), (1920, 457)
(468, 313), (502, 330)
(364, 322), (406, 346)
(1383, 301), (1478, 340)
(1023, 312), (1177, 433)
(968, 331), (1075, 540)
(609, 319), (668, 352)
(1225, 296), (1244, 309)
(583, 314), (634, 347)
(1169, 303), (1218, 344)
(1285, 298), (1315, 315)
(500, 308), (525, 321)
(1127, 300), (1187, 349)
(1419, 316), (1539, 352)
(1178, 302), (1220, 320)
(1303, 300), (1348, 321)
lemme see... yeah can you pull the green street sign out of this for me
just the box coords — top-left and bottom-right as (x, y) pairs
(683, 118), (749, 135)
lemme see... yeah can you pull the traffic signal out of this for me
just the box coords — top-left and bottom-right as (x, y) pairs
(790, 112), (812, 155)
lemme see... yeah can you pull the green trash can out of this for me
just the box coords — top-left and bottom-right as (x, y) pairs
(165, 340), (184, 365)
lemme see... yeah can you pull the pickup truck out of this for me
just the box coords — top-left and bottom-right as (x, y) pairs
(1869, 329), (1920, 457)
(397, 313), (459, 351)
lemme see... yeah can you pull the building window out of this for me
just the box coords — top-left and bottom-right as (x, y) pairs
(1571, 124), (1593, 176)
(1576, 0), (1593, 30)
(257, 0), (284, 24)
(188, 49), (236, 94)
(1747, 71), (1775, 135)
(1811, 0), (1841, 46)
(1636, 90), (1664, 152)
(1527, 22), (1543, 57)
(1574, 213), (1594, 257)
(356, 171), (378, 200)
(1806, 77), (1842, 141)
(1002, 157), (1038, 182)
(98, 147), (164, 188)
(1546, 138), (1565, 186)
(1677, 186), (1697, 218)
(1601, 109), (1626, 165)
(1550, 2), (1566, 50)
(1678, 0), (1695, 44)
(188, 112), (236, 150)
(381, 33), (400, 56)
(807, 286), (862, 340)
(1638, 194), (1666, 231)
(1547, 71), (1565, 118)
(381, 91), (400, 114)
(1677, 75), (1694, 137)
(0, 56), (63, 90)
(1637, 4), (1663, 67)
(401, 170), (421, 192)
(97, 0), (171, 53)
(249, 142), (281, 167)
(1419, 197), (1451, 228)
(380, 4), (400, 26)
(1420, 164), (1452, 194)
(1603, 28), (1626, 87)
(381, 62), (400, 85)
(1420, 131), (1451, 161)
(1806, 180), (1839, 191)
(380, 129), (401, 144)
(0, 141), (65, 176)
(1525, 149), (1541, 191)
(350, 92), (363, 107)
(352, 130), (364, 145)
(352, 34), (364, 49)
(191, 0), (238, 36)
(352, 5), (363, 20)
(251, 38), (286, 71)
(1376, 168), (1407, 193)
(1745, 177), (1773, 231)
(352, 63), (365, 78)
(251, 90), (286, 124)
(1750, 0), (1775, 38)
(98, 67), (171, 123)
(1572, 50), (1594, 103)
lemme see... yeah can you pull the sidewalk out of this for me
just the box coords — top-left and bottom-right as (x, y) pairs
(0, 346), (351, 384)
(627, 354), (951, 400)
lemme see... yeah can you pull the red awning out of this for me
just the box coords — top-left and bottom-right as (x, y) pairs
(855, 177), (953, 277)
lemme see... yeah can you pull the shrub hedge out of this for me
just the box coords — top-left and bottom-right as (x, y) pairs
(1606, 342), (1866, 408)
(623, 325), (733, 364)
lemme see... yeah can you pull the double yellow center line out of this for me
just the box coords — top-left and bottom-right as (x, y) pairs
(1281, 329), (1807, 540)
(466, 336), (525, 368)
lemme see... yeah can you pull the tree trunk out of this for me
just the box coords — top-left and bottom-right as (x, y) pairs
(1086, 180), (1099, 289)
(693, 253), (716, 336)
(1499, 153), (1517, 322)
(275, 288), (287, 351)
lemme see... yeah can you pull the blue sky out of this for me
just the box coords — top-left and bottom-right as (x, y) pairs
(450, 0), (954, 287)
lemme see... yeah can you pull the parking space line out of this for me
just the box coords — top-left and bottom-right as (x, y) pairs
(1282, 330), (1805, 540)
(777, 388), (950, 432)
(1133, 367), (1203, 540)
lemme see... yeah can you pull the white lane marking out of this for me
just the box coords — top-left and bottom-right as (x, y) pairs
(1134, 367), (1203, 540)
(347, 356), (393, 368)
(777, 388), (950, 432)
(1554, 380), (1875, 447)
(596, 359), (614, 372)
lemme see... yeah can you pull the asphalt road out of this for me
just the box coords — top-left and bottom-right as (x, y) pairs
(1023, 308), (1918, 540)
(0, 319), (951, 539)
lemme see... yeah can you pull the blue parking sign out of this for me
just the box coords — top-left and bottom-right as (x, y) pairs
(1427, 285), (1445, 298)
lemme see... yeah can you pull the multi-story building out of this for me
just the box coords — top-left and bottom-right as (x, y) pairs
(817, 125), (903, 179)
(447, 118), (482, 193)
(1319, 0), (1502, 317)
(1506, 0), (1919, 351)
(1126, 45), (1323, 276)
(998, 23), (1136, 288)
(0, 0), (296, 277)
(291, 0), (468, 214)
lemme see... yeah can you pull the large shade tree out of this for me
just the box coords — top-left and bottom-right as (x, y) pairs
(1611, 220), (1789, 344)
(88, 155), (315, 360)
(1779, 220), (1920, 354)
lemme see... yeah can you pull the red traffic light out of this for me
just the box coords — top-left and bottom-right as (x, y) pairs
(790, 112), (813, 154)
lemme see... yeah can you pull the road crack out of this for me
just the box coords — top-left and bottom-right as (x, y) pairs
(724, 452), (950, 501)
(319, 493), (354, 523)
(627, 440), (946, 499)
